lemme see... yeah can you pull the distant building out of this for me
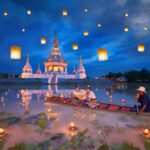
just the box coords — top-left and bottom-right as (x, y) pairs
(21, 35), (86, 80)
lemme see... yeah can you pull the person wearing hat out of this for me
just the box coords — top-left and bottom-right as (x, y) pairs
(134, 86), (150, 114)
(82, 85), (96, 101)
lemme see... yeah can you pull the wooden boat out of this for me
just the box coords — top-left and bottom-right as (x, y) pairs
(45, 96), (150, 115)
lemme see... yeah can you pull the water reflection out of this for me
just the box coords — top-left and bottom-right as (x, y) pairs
(0, 83), (147, 115)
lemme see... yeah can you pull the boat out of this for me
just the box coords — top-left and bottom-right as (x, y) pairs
(45, 96), (150, 115)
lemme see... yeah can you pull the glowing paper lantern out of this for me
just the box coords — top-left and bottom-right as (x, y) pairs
(22, 28), (26, 32)
(27, 10), (31, 15)
(97, 24), (101, 27)
(10, 46), (21, 59)
(72, 43), (78, 50)
(125, 12), (128, 17)
(4, 11), (8, 16)
(144, 26), (148, 31)
(84, 9), (88, 12)
(138, 44), (145, 52)
(124, 27), (128, 32)
(97, 48), (108, 61)
(84, 30), (89, 36)
(41, 37), (47, 44)
(62, 9), (68, 16)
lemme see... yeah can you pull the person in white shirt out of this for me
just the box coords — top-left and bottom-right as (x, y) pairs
(82, 85), (96, 101)
(73, 85), (81, 99)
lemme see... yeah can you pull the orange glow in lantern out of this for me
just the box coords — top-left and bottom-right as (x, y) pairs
(143, 129), (149, 136)
(84, 31), (89, 36)
(72, 43), (78, 50)
(10, 46), (21, 59)
(138, 44), (145, 52)
(41, 37), (47, 44)
(62, 9), (68, 16)
(124, 27), (128, 32)
(27, 10), (31, 15)
(4, 11), (8, 16)
(97, 48), (108, 61)
(0, 128), (5, 137)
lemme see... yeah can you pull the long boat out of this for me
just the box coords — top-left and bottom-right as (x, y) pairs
(45, 96), (150, 116)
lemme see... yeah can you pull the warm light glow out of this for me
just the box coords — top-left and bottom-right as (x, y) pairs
(125, 12), (128, 17)
(62, 9), (68, 16)
(124, 27), (128, 32)
(41, 37), (47, 44)
(53, 66), (59, 72)
(48, 108), (52, 113)
(4, 11), (8, 16)
(27, 10), (31, 15)
(97, 48), (108, 61)
(70, 122), (75, 128)
(143, 129), (149, 135)
(144, 26), (148, 31)
(84, 31), (89, 36)
(0, 128), (5, 135)
(72, 43), (78, 50)
(138, 44), (145, 52)
(10, 46), (21, 59)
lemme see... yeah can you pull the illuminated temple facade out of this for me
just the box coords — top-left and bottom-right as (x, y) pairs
(21, 36), (86, 80)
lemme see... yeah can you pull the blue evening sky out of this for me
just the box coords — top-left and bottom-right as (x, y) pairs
(0, 0), (150, 77)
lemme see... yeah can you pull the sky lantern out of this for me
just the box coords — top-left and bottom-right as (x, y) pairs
(41, 37), (47, 44)
(84, 30), (89, 36)
(22, 28), (26, 32)
(72, 43), (78, 50)
(84, 9), (88, 12)
(62, 9), (68, 16)
(27, 10), (31, 15)
(125, 12), (128, 17)
(144, 26), (148, 31)
(138, 43), (145, 52)
(124, 26), (128, 32)
(4, 11), (8, 16)
(97, 23), (101, 27)
(10, 46), (21, 59)
(97, 48), (108, 61)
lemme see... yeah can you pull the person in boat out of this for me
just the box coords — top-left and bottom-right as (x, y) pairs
(134, 86), (150, 114)
(73, 85), (81, 99)
(82, 85), (96, 102)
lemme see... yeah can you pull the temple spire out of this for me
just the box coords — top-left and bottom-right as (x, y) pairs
(80, 55), (82, 65)
(53, 33), (59, 48)
(26, 54), (30, 63)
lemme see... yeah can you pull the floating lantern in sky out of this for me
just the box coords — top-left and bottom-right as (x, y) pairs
(144, 26), (148, 31)
(97, 23), (101, 27)
(22, 28), (26, 32)
(62, 9), (68, 16)
(41, 37), (47, 44)
(72, 43), (78, 50)
(84, 9), (88, 12)
(125, 12), (128, 17)
(84, 30), (89, 36)
(124, 26), (128, 32)
(138, 43), (145, 52)
(10, 46), (21, 60)
(97, 48), (108, 61)
(4, 11), (8, 16)
(27, 10), (31, 15)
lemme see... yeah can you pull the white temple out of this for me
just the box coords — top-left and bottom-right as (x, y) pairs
(21, 36), (86, 79)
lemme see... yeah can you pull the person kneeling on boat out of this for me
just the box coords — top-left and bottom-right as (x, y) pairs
(133, 86), (150, 114)
(73, 85), (81, 99)
(82, 85), (96, 102)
